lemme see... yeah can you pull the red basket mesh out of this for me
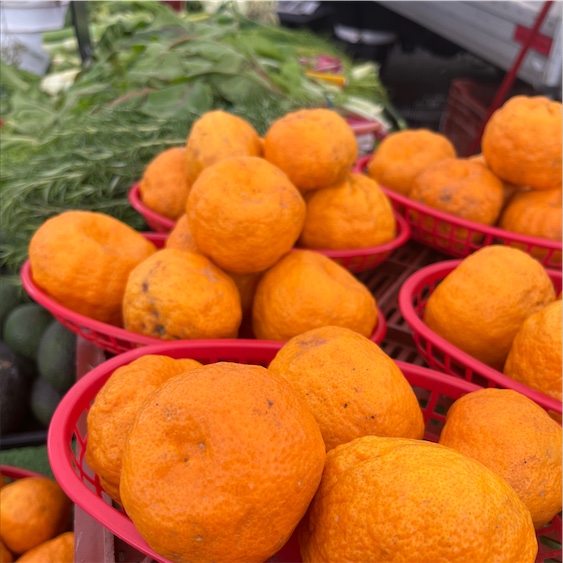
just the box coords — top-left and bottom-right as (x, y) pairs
(355, 156), (562, 270)
(129, 183), (411, 274)
(47, 341), (561, 563)
(20, 237), (387, 355)
(398, 259), (563, 416)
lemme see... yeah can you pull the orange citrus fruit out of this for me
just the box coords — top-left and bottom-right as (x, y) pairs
(299, 173), (396, 250)
(263, 108), (358, 191)
(423, 245), (556, 371)
(139, 146), (191, 220)
(86, 354), (202, 504)
(165, 214), (199, 253)
(120, 361), (326, 563)
(439, 388), (562, 528)
(503, 299), (562, 407)
(184, 110), (262, 185)
(28, 211), (156, 326)
(0, 477), (72, 555)
(123, 249), (242, 339)
(409, 157), (504, 227)
(252, 250), (378, 341)
(299, 436), (537, 563)
(498, 188), (562, 263)
(366, 128), (456, 195)
(268, 326), (424, 450)
(187, 156), (306, 274)
(15, 532), (74, 563)
(482, 95), (562, 191)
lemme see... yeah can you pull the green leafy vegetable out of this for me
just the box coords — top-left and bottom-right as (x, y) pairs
(1, 0), (397, 274)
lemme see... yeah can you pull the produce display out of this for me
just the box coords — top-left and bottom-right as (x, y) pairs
(23, 106), (399, 347)
(138, 107), (399, 253)
(1, 2), (562, 563)
(0, 1), (397, 276)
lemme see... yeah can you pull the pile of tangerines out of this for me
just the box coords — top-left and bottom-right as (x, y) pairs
(364, 95), (562, 259)
(0, 473), (73, 562)
(82, 325), (561, 563)
(28, 108), (395, 343)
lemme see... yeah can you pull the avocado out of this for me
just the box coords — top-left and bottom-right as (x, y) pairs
(0, 341), (35, 436)
(3, 303), (53, 361)
(0, 276), (23, 338)
(30, 377), (65, 428)
(37, 320), (76, 392)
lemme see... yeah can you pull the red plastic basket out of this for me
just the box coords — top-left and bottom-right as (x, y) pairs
(398, 259), (563, 416)
(355, 156), (562, 270)
(47, 341), (561, 563)
(129, 183), (411, 274)
(20, 237), (387, 355)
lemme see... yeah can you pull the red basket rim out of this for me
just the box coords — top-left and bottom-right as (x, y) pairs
(128, 184), (176, 231)
(397, 259), (563, 414)
(354, 155), (563, 256)
(46, 349), (482, 563)
(0, 465), (45, 480)
(20, 258), (387, 350)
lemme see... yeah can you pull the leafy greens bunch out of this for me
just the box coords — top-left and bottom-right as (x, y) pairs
(1, 0), (394, 274)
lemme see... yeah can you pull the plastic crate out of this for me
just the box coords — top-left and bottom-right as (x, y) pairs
(440, 79), (494, 156)
(354, 156), (562, 270)
(398, 259), (563, 416)
(48, 341), (562, 563)
(439, 78), (536, 157)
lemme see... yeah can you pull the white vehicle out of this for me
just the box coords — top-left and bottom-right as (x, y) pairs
(378, 0), (562, 95)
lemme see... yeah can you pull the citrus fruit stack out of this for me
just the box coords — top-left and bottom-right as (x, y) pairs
(423, 244), (560, 408)
(86, 356), (327, 563)
(365, 95), (562, 257)
(82, 327), (561, 563)
(140, 108), (398, 253)
(28, 110), (388, 343)
(0, 474), (74, 562)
